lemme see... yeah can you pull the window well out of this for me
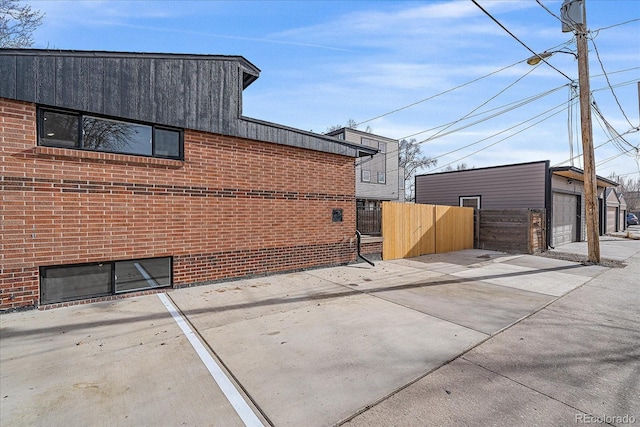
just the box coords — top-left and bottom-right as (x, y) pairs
(40, 257), (172, 304)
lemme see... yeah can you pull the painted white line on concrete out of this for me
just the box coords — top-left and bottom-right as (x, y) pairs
(158, 293), (264, 427)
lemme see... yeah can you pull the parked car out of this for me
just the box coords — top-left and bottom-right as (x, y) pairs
(627, 213), (639, 226)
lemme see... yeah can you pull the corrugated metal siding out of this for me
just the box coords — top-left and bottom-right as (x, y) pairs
(415, 161), (548, 209)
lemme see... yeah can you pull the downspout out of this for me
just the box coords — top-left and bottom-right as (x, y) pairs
(356, 230), (375, 267)
(545, 161), (554, 249)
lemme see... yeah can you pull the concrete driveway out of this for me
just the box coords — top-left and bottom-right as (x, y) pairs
(1, 241), (635, 426)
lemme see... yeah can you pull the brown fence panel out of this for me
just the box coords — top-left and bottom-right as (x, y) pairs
(382, 202), (473, 260)
(477, 209), (546, 254)
(435, 205), (474, 253)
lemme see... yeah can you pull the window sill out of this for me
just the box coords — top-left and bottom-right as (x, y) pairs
(35, 146), (184, 168)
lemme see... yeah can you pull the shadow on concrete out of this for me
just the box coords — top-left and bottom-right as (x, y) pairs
(457, 316), (640, 422)
(1, 263), (590, 339)
(339, 314), (640, 426)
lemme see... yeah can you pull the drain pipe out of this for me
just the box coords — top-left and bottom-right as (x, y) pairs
(356, 230), (375, 266)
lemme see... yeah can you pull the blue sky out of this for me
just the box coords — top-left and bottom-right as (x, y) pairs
(26, 0), (640, 178)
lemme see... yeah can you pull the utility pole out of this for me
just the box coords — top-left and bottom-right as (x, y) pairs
(562, 0), (600, 263)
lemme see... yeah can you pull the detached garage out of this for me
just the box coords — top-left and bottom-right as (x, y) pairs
(415, 161), (618, 251)
(603, 188), (627, 233)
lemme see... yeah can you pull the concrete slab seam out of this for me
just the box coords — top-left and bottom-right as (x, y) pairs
(361, 289), (492, 336)
(157, 293), (265, 427)
(305, 269), (495, 335)
(334, 289), (563, 426)
(334, 336), (489, 426)
(459, 356), (594, 419)
(336, 263), (613, 425)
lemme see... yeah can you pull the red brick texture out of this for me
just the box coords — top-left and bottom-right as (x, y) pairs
(361, 240), (382, 256)
(0, 98), (357, 311)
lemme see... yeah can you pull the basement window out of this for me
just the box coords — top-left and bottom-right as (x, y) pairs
(40, 257), (172, 304)
(39, 108), (183, 160)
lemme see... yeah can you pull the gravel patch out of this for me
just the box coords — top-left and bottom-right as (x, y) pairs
(535, 251), (626, 268)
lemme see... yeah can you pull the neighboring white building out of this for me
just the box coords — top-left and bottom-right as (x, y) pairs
(327, 127), (405, 208)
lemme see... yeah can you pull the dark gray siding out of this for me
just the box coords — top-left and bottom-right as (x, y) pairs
(415, 161), (549, 209)
(1, 49), (374, 158)
(237, 117), (354, 157)
(1, 53), (243, 135)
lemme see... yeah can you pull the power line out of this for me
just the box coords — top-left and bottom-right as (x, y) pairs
(403, 85), (568, 142)
(553, 127), (639, 168)
(592, 78), (640, 92)
(611, 170), (640, 178)
(591, 101), (639, 156)
(429, 99), (573, 162)
(535, 0), (573, 30)
(590, 36), (637, 129)
(419, 63), (540, 143)
(356, 38), (581, 130)
(403, 78), (638, 148)
(398, 73), (638, 144)
(365, 95), (574, 185)
(592, 66), (640, 78)
(593, 18), (640, 32)
(597, 151), (632, 167)
(402, 84), (638, 178)
(471, 0), (573, 82)
(389, 99), (573, 178)
(567, 84), (579, 165)
(362, 76), (638, 183)
(430, 104), (568, 172)
(355, 58), (525, 127)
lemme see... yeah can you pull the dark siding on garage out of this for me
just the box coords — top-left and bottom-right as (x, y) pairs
(415, 161), (549, 209)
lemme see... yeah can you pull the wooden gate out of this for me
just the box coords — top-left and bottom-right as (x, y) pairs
(382, 202), (474, 260)
(477, 209), (546, 254)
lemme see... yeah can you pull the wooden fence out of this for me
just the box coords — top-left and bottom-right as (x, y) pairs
(381, 202), (474, 260)
(476, 209), (546, 254)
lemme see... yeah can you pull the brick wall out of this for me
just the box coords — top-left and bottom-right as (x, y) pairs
(1, 98), (357, 311)
(361, 240), (382, 257)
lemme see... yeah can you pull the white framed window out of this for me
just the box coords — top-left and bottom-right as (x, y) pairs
(459, 196), (481, 209)
(362, 170), (371, 182)
(360, 137), (386, 184)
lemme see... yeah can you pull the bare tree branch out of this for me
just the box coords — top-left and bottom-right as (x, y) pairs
(0, 0), (44, 48)
(325, 119), (372, 134)
(608, 172), (640, 212)
(399, 138), (437, 201)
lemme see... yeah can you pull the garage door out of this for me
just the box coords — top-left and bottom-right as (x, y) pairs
(553, 193), (578, 246)
(606, 207), (618, 233)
